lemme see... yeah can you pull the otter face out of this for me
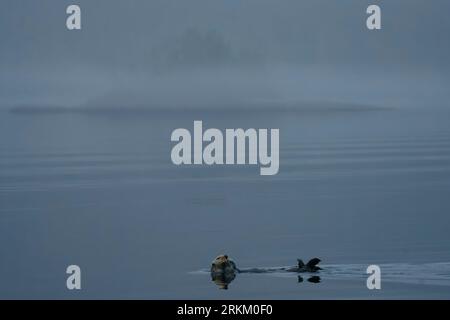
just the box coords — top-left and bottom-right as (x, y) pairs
(212, 254), (229, 267)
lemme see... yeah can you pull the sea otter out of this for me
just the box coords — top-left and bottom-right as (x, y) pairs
(210, 255), (322, 274)
(210, 255), (322, 289)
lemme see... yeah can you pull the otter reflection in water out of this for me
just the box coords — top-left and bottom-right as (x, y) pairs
(210, 255), (322, 289)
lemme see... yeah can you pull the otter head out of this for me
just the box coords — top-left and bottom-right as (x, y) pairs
(212, 254), (230, 268)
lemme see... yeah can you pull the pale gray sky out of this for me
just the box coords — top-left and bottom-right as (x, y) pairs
(1, 0), (449, 108)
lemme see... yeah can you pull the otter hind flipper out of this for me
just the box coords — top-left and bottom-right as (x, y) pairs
(305, 258), (321, 272)
(306, 258), (321, 268)
(297, 259), (305, 268)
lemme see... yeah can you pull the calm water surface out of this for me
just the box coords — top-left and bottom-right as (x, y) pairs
(1, 107), (450, 298)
